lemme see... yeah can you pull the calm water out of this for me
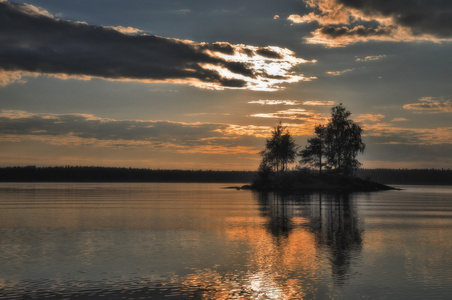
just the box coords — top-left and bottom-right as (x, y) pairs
(0, 183), (451, 299)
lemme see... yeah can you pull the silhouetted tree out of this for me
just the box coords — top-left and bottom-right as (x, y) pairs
(324, 104), (365, 175)
(260, 123), (297, 174)
(300, 104), (365, 176)
(300, 125), (326, 175)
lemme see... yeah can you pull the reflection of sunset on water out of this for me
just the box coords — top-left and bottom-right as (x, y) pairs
(177, 192), (364, 299)
(1, 184), (451, 299)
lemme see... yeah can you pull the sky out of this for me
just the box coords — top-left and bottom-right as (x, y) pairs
(1, 0), (451, 170)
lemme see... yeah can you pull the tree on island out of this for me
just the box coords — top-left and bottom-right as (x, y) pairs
(253, 104), (372, 191)
(259, 122), (297, 175)
(300, 104), (365, 176)
(299, 125), (326, 175)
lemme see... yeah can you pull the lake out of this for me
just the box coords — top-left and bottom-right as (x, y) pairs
(0, 183), (451, 299)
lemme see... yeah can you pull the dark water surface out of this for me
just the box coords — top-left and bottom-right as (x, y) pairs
(0, 183), (451, 299)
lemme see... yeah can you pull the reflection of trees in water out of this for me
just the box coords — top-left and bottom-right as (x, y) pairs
(255, 191), (363, 284)
(304, 193), (363, 283)
(255, 191), (295, 240)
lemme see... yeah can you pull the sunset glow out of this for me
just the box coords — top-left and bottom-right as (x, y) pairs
(0, 0), (451, 169)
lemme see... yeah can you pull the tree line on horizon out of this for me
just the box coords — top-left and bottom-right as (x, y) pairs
(0, 166), (256, 183)
(0, 166), (450, 185)
(356, 168), (452, 185)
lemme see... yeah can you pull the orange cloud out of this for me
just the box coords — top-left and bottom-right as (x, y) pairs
(356, 114), (385, 123)
(326, 68), (355, 76)
(280, 122), (318, 136)
(288, 0), (452, 47)
(250, 108), (329, 128)
(0, 110), (273, 159)
(106, 25), (143, 35)
(248, 100), (335, 106)
(391, 118), (408, 122)
(302, 100), (336, 106)
(403, 97), (452, 113)
(180, 145), (258, 155)
(251, 109), (312, 120)
(216, 124), (273, 138)
(248, 100), (299, 106)
(0, 70), (37, 86)
(362, 123), (452, 145)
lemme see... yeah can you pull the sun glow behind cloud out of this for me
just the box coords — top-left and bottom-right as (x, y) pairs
(0, 1), (315, 91)
(202, 45), (317, 91)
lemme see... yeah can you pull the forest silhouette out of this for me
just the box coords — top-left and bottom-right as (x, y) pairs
(0, 166), (449, 185)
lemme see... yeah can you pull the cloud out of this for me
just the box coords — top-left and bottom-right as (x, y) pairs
(0, 70), (32, 86)
(403, 97), (452, 113)
(2, 110), (451, 169)
(219, 121), (324, 137)
(250, 109), (312, 120)
(0, 110), (211, 142)
(107, 26), (143, 35)
(355, 55), (386, 62)
(0, 69), (93, 86)
(248, 100), (335, 106)
(302, 100), (335, 106)
(362, 143), (452, 168)
(176, 8), (191, 14)
(288, 0), (452, 47)
(0, 1), (314, 91)
(363, 123), (452, 145)
(356, 114), (385, 123)
(391, 118), (408, 122)
(326, 68), (354, 76)
(215, 125), (273, 138)
(353, 110), (452, 145)
(0, 109), (333, 156)
(248, 100), (299, 106)
(250, 108), (329, 124)
(0, 110), (279, 155)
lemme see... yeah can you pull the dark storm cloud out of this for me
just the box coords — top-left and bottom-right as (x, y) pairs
(338, 0), (452, 38)
(0, 1), (310, 90)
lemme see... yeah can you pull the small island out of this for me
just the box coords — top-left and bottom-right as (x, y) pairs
(250, 104), (396, 192)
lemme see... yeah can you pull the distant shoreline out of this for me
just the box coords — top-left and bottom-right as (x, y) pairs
(0, 166), (255, 183)
(0, 166), (451, 185)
